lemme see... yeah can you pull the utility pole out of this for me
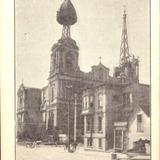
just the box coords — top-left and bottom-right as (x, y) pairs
(65, 85), (72, 152)
(68, 99), (70, 152)
(90, 115), (93, 146)
(74, 93), (77, 142)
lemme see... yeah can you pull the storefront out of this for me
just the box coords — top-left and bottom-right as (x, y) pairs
(113, 122), (128, 151)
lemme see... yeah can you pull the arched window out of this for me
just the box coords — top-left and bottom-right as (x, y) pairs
(53, 53), (57, 70)
(66, 53), (73, 71)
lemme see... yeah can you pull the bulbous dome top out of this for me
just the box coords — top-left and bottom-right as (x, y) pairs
(57, 0), (77, 26)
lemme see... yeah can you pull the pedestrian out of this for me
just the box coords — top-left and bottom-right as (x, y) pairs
(72, 141), (77, 152)
(64, 142), (68, 151)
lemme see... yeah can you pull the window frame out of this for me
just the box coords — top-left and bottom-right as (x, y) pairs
(41, 112), (46, 122)
(99, 68), (103, 80)
(98, 116), (102, 132)
(98, 93), (103, 108)
(51, 87), (54, 102)
(86, 116), (91, 132)
(137, 114), (143, 132)
(98, 138), (102, 148)
(123, 92), (132, 106)
(89, 95), (94, 108)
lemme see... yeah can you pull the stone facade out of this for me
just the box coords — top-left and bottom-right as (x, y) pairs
(40, 37), (110, 141)
(16, 0), (150, 148)
(82, 80), (150, 151)
(17, 84), (41, 140)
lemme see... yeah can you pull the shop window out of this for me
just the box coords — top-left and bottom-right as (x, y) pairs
(115, 130), (122, 149)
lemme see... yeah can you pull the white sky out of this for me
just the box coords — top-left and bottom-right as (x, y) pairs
(16, 0), (150, 89)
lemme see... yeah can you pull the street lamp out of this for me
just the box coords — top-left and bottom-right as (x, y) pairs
(65, 85), (72, 152)
(74, 93), (78, 143)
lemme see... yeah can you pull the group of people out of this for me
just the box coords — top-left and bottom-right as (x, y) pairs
(64, 141), (78, 152)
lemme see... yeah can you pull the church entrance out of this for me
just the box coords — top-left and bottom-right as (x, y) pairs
(48, 111), (54, 134)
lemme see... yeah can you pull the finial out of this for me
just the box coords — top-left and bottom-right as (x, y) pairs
(123, 5), (127, 19)
(57, 0), (77, 26)
(57, 0), (77, 38)
(99, 56), (102, 64)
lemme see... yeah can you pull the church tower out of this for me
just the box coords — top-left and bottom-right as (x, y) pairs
(50, 0), (80, 76)
(46, 0), (83, 139)
(114, 8), (139, 83)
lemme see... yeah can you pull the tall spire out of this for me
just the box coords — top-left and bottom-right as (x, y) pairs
(57, 0), (77, 39)
(119, 6), (130, 65)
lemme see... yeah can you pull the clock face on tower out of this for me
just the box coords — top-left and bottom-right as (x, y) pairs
(66, 52), (73, 71)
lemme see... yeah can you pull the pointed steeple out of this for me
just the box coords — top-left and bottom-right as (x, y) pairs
(119, 6), (130, 65)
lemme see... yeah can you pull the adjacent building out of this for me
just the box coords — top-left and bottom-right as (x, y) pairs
(17, 84), (41, 139)
(81, 9), (150, 152)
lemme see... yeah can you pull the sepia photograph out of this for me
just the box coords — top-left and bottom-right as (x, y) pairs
(15, 0), (151, 159)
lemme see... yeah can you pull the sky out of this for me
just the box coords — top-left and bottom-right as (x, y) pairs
(16, 0), (150, 90)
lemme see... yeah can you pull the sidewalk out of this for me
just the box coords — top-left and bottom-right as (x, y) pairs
(76, 147), (150, 160)
(76, 147), (128, 159)
(16, 144), (150, 160)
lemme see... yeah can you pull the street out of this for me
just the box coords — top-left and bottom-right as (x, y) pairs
(16, 144), (114, 160)
(16, 144), (150, 160)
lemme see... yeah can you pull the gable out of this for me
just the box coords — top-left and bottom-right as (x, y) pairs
(128, 106), (150, 128)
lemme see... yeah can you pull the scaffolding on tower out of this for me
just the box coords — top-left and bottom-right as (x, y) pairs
(119, 7), (131, 66)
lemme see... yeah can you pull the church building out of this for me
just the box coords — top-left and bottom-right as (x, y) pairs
(17, 0), (109, 141)
(81, 9), (150, 152)
(17, 0), (150, 151)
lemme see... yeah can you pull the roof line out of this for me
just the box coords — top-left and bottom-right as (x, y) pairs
(139, 83), (150, 87)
